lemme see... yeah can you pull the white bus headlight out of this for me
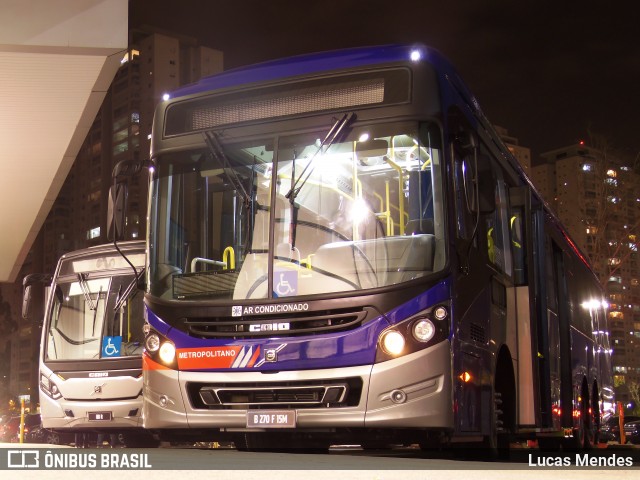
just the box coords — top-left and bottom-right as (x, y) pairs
(413, 319), (436, 342)
(40, 373), (62, 400)
(381, 330), (405, 356)
(145, 333), (160, 353)
(158, 342), (176, 364)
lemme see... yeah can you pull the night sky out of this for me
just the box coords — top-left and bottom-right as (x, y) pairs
(130, 0), (639, 161)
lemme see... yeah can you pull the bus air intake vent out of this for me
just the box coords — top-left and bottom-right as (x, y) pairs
(183, 306), (372, 338)
(470, 323), (486, 343)
(187, 377), (363, 410)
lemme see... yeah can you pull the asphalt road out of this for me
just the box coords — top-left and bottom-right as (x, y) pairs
(1, 443), (638, 479)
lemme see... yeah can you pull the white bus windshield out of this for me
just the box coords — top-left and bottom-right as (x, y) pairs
(46, 274), (144, 360)
(148, 121), (445, 300)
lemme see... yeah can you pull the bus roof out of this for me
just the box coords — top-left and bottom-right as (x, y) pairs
(168, 44), (456, 99)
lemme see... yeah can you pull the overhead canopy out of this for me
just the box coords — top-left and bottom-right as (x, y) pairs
(0, 0), (128, 282)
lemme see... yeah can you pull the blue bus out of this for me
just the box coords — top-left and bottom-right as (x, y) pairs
(114, 44), (613, 452)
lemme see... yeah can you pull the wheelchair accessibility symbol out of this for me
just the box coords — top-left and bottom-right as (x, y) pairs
(102, 336), (122, 357)
(274, 271), (297, 297)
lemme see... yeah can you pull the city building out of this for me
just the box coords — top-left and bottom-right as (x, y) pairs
(1, 28), (223, 405)
(532, 143), (640, 406)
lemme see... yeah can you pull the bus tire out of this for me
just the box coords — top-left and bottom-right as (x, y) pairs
(487, 349), (515, 459)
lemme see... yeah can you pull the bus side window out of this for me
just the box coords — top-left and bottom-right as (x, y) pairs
(484, 167), (513, 277)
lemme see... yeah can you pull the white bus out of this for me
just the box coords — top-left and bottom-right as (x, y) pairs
(23, 241), (157, 446)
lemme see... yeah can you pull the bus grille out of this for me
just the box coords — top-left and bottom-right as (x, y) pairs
(183, 307), (372, 339)
(186, 378), (363, 410)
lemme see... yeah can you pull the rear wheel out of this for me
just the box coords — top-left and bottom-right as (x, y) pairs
(564, 383), (592, 451)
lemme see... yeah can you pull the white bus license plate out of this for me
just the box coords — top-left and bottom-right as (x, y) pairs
(88, 411), (112, 421)
(247, 410), (296, 428)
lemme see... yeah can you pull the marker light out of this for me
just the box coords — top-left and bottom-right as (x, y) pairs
(162, 93), (170, 101)
(159, 342), (176, 364)
(381, 330), (405, 356)
(433, 306), (448, 321)
(413, 319), (435, 342)
(145, 333), (160, 353)
(410, 49), (422, 62)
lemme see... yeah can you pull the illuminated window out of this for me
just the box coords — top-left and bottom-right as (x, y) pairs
(586, 225), (598, 235)
(606, 169), (617, 178)
(582, 163), (593, 172)
(86, 227), (100, 240)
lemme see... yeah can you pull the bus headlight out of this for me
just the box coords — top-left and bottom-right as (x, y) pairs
(413, 319), (435, 342)
(375, 302), (450, 363)
(145, 333), (160, 353)
(158, 342), (176, 364)
(381, 330), (405, 356)
(40, 373), (62, 400)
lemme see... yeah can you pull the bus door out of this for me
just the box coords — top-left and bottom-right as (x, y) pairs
(509, 186), (536, 428)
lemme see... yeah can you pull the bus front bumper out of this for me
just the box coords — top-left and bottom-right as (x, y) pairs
(40, 392), (144, 430)
(143, 339), (453, 431)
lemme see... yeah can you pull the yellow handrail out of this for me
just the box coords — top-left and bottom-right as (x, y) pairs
(223, 246), (235, 270)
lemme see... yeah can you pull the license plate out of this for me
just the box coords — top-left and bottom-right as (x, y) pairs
(88, 411), (112, 421)
(246, 410), (296, 428)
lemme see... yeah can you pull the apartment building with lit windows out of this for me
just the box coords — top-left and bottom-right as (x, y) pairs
(532, 143), (640, 406)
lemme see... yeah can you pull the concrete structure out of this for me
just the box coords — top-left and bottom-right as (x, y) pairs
(533, 144), (640, 406)
(3, 26), (223, 400)
(0, 1), (128, 283)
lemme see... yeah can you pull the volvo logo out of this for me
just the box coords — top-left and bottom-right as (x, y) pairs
(265, 349), (278, 362)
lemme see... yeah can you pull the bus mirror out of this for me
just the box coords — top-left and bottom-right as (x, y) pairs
(22, 285), (32, 320)
(107, 183), (127, 241)
(22, 273), (52, 321)
(465, 155), (495, 214)
(477, 159), (496, 213)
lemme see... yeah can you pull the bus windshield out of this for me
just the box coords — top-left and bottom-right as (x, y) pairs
(149, 121), (445, 301)
(46, 274), (144, 360)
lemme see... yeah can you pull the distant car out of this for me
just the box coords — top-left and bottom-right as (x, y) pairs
(0, 417), (19, 442)
(0, 414), (41, 443)
(25, 423), (75, 446)
(623, 419), (640, 445)
(600, 415), (640, 443)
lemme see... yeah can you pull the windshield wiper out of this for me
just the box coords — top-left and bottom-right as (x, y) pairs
(285, 112), (355, 202)
(113, 274), (140, 314)
(203, 130), (252, 208)
(203, 130), (258, 256)
(77, 273), (97, 311)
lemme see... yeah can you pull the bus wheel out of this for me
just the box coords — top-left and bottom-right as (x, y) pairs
(488, 353), (515, 459)
(45, 431), (60, 445)
(564, 384), (592, 451)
